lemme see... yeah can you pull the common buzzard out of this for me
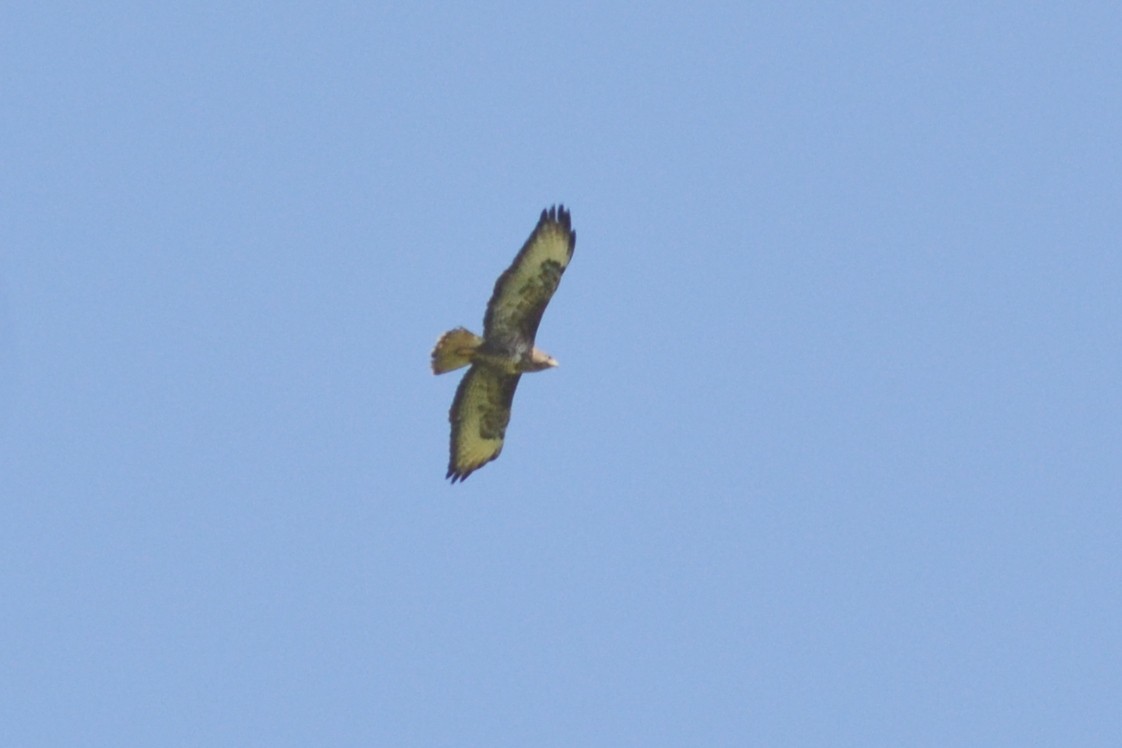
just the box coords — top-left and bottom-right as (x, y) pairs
(431, 206), (576, 482)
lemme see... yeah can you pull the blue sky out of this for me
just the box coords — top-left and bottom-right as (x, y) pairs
(3, 3), (1120, 745)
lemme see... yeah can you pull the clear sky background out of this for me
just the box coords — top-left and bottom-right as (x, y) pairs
(3, 3), (1120, 746)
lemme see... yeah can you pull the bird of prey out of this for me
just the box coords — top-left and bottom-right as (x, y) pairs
(431, 205), (576, 482)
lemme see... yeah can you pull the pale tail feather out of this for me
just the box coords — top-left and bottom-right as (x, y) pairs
(431, 327), (483, 374)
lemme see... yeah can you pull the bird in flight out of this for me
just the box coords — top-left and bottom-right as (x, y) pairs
(431, 206), (576, 482)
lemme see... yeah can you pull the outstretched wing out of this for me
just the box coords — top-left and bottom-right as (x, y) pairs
(447, 365), (522, 482)
(483, 205), (576, 345)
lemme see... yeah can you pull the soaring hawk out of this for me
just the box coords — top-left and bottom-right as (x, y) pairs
(431, 206), (576, 482)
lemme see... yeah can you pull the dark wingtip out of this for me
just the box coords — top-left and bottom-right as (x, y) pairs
(541, 205), (574, 254)
(543, 204), (571, 230)
(446, 467), (472, 484)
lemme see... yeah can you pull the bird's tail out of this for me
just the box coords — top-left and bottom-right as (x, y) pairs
(431, 327), (483, 374)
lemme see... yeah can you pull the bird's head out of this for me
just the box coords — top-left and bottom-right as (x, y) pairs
(527, 347), (559, 372)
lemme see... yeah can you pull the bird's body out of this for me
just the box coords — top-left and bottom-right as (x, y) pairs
(432, 206), (575, 482)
